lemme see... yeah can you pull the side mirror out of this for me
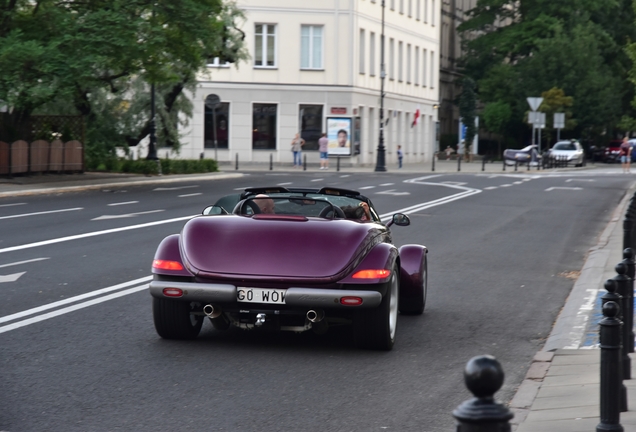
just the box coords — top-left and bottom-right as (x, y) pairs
(202, 205), (228, 215)
(386, 213), (410, 227)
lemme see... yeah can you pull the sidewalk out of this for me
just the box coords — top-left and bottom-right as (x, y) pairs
(0, 161), (634, 430)
(511, 179), (636, 431)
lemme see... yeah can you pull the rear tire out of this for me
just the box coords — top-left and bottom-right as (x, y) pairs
(399, 257), (427, 315)
(153, 298), (203, 340)
(353, 265), (399, 351)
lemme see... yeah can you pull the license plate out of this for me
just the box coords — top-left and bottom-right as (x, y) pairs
(237, 287), (286, 304)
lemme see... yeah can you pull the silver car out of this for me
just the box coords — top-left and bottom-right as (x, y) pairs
(549, 140), (585, 167)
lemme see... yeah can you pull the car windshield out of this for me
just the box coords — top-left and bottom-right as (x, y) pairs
(239, 194), (378, 221)
(553, 142), (576, 151)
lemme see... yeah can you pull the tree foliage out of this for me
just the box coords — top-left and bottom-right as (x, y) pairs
(0, 0), (247, 154)
(458, 0), (635, 147)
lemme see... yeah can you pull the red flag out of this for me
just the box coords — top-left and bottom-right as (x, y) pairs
(411, 106), (420, 127)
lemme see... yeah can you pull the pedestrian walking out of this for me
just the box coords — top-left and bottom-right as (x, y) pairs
(291, 133), (305, 168)
(621, 136), (631, 173)
(318, 133), (329, 170)
(397, 145), (403, 168)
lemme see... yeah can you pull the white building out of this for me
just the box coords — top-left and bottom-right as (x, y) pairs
(174, 0), (441, 167)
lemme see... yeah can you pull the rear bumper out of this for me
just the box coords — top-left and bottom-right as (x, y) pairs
(149, 281), (382, 309)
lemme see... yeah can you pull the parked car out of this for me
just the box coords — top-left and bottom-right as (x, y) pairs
(503, 144), (542, 166)
(149, 186), (428, 351)
(603, 140), (623, 163)
(546, 140), (585, 167)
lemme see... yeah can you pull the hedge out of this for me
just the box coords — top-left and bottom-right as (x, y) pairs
(90, 158), (218, 175)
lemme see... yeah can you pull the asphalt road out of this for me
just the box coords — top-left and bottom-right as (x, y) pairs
(0, 170), (632, 431)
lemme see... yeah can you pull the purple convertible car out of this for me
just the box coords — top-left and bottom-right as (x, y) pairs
(149, 186), (428, 350)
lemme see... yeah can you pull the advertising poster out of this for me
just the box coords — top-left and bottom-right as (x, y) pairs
(327, 117), (352, 156)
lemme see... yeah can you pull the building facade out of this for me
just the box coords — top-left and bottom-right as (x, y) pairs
(439, 0), (476, 149)
(170, 0), (441, 167)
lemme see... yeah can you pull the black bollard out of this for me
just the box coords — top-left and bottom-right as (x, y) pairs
(337, 156), (340, 172)
(432, 153), (435, 172)
(614, 263), (632, 380)
(597, 301), (625, 432)
(623, 248), (635, 353)
(602, 278), (629, 413)
(452, 355), (514, 432)
(503, 159), (506, 171)
(235, 152), (239, 170)
(482, 156), (485, 171)
(303, 154), (306, 171)
(269, 154), (273, 171)
(458, 155), (461, 172)
(514, 160), (518, 171)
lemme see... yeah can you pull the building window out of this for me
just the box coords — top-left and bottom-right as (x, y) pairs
(389, 38), (395, 80)
(423, 0), (428, 23)
(406, 44), (411, 84)
(400, 0), (404, 14)
(370, 32), (376, 76)
(416, 0), (420, 20)
(252, 103), (277, 149)
(422, 48), (427, 87)
(255, 24), (276, 67)
(204, 102), (230, 149)
(430, 50), (435, 88)
(398, 41), (403, 82)
(359, 29), (366, 74)
(299, 105), (324, 151)
(408, 0), (412, 17)
(391, 0), (395, 10)
(207, 57), (230, 68)
(414, 46), (419, 85)
(431, 0), (435, 25)
(301, 25), (323, 69)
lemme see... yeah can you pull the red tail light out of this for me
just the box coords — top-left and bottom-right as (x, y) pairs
(352, 269), (391, 279)
(153, 260), (184, 271)
(340, 296), (363, 306)
(163, 288), (183, 297)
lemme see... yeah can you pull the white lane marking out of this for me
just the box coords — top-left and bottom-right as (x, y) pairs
(0, 215), (194, 254)
(484, 186), (498, 190)
(0, 276), (153, 325)
(340, 175), (350, 178)
(380, 183), (394, 186)
(311, 178), (323, 182)
(0, 258), (49, 268)
(178, 193), (202, 198)
(0, 203), (26, 208)
(441, 181), (467, 186)
(566, 179), (595, 182)
(153, 185), (199, 191)
(92, 209), (165, 221)
(0, 207), (83, 221)
(0, 272), (25, 283)
(0, 284), (149, 334)
(376, 189), (411, 196)
(277, 182), (293, 186)
(234, 187), (252, 190)
(546, 187), (583, 192)
(513, 181), (523, 185)
(501, 184), (512, 188)
(108, 201), (139, 206)
(359, 186), (375, 190)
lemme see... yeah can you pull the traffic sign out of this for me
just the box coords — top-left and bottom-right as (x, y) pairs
(527, 97), (543, 111)
(205, 94), (221, 109)
(554, 113), (565, 128)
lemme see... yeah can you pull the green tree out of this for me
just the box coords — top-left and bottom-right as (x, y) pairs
(537, 87), (575, 145)
(482, 101), (512, 157)
(0, 0), (247, 154)
(458, 0), (633, 146)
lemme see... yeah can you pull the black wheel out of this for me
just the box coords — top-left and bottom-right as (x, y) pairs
(353, 264), (399, 351)
(399, 257), (427, 315)
(153, 298), (203, 340)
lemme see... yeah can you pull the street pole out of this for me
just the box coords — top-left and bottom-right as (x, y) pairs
(147, 82), (158, 160)
(374, 0), (387, 172)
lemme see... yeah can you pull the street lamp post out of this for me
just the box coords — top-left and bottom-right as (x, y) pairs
(374, 0), (387, 172)
(147, 83), (158, 160)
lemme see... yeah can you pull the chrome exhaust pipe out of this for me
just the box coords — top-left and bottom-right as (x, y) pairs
(306, 309), (324, 323)
(203, 304), (222, 319)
